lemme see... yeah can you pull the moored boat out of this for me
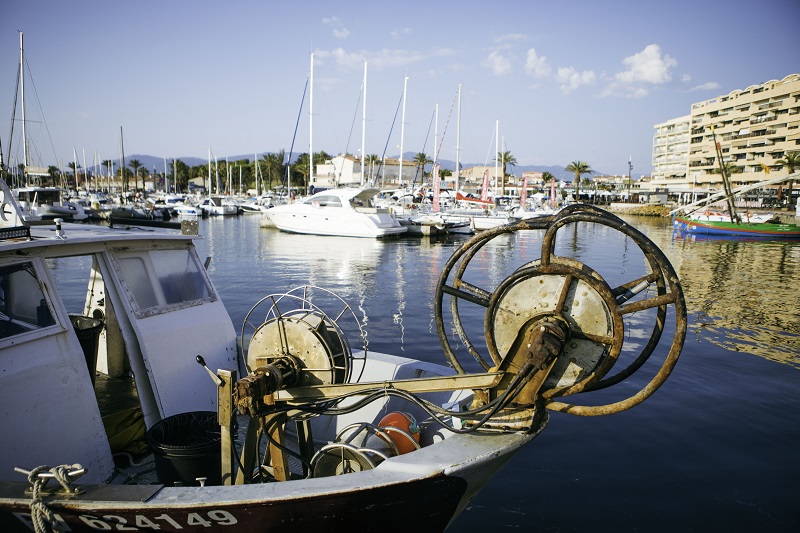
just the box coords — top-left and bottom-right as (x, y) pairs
(267, 187), (407, 238)
(672, 214), (800, 238)
(0, 183), (686, 532)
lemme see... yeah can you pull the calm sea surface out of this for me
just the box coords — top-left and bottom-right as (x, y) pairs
(54, 212), (800, 532)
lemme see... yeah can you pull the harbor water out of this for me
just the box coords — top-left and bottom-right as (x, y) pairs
(52, 212), (800, 532)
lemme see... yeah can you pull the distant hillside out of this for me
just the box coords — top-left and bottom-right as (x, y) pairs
(117, 153), (584, 182)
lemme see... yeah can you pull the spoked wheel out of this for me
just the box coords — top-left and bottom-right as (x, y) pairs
(242, 285), (367, 387)
(435, 205), (686, 416)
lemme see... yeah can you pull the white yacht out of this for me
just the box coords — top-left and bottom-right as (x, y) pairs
(267, 187), (407, 238)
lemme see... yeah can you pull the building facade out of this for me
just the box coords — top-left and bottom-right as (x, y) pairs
(650, 73), (800, 199)
(313, 155), (421, 189)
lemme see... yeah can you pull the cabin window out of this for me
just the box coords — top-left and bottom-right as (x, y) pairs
(0, 262), (56, 339)
(115, 248), (212, 316)
(308, 195), (341, 208)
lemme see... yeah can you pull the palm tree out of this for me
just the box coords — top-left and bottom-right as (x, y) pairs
(47, 165), (59, 187)
(67, 162), (81, 188)
(779, 151), (799, 210)
(138, 166), (150, 190)
(565, 161), (594, 202)
(262, 152), (285, 192)
(128, 159), (142, 191)
(497, 151), (517, 195)
(366, 154), (380, 184)
(413, 152), (432, 185)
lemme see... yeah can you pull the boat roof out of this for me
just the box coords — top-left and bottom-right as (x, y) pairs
(0, 222), (197, 257)
(309, 187), (379, 200)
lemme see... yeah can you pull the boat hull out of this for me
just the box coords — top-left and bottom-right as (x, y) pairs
(672, 215), (800, 238)
(0, 429), (538, 532)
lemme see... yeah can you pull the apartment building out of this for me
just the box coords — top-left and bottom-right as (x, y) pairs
(650, 73), (800, 197)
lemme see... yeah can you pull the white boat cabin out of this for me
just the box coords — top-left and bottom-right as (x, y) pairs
(0, 185), (239, 484)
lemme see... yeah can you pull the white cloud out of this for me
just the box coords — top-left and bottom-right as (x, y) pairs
(556, 67), (596, 93)
(599, 44), (677, 98)
(690, 81), (722, 91)
(525, 48), (551, 78)
(322, 16), (350, 39)
(615, 44), (676, 85)
(483, 51), (512, 76)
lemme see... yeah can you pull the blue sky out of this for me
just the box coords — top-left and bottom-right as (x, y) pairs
(2, 0), (798, 178)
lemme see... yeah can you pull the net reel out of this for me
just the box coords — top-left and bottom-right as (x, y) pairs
(240, 285), (366, 399)
(435, 204), (686, 417)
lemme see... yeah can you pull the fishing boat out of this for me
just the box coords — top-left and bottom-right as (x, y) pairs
(672, 215), (800, 238)
(266, 187), (407, 238)
(0, 179), (686, 532)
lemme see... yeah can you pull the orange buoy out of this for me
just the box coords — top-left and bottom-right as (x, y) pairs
(378, 412), (420, 455)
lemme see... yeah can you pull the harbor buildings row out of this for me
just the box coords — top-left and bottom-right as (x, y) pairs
(650, 73), (799, 201)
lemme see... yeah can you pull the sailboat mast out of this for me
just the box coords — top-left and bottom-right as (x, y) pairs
(119, 127), (126, 194)
(455, 83), (461, 194)
(82, 148), (88, 193)
(494, 120), (499, 194)
(399, 75), (408, 189)
(20, 32), (29, 171)
(433, 102), (439, 166)
(361, 60), (367, 186)
(711, 125), (740, 224)
(308, 52), (314, 195)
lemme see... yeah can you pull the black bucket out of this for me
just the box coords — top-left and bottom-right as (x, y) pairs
(69, 314), (104, 385)
(146, 411), (221, 486)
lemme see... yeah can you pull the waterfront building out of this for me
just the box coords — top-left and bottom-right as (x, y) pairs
(650, 73), (800, 204)
(313, 154), (419, 189)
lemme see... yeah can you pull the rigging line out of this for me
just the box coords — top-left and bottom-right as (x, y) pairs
(435, 88), (458, 167)
(6, 63), (21, 169)
(23, 58), (59, 168)
(343, 83), (363, 160)
(483, 124), (496, 167)
(410, 107), (436, 186)
(373, 90), (404, 182)
(286, 78), (309, 188)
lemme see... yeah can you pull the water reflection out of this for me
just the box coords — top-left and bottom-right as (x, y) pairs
(625, 215), (800, 368)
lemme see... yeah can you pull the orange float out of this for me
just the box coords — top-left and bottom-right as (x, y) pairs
(377, 412), (420, 455)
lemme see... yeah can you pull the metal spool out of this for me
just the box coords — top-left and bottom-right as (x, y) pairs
(241, 285), (367, 388)
(309, 422), (419, 478)
(435, 205), (686, 416)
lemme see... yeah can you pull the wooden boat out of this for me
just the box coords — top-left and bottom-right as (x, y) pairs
(672, 214), (800, 238)
(670, 126), (800, 239)
(0, 180), (686, 532)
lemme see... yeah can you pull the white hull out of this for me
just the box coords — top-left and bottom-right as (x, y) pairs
(268, 188), (407, 238)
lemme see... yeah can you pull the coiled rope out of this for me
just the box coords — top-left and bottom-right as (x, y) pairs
(22, 464), (82, 533)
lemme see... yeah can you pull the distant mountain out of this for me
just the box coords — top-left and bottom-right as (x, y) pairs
(115, 153), (581, 181)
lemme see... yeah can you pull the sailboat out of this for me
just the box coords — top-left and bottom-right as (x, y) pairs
(7, 32), (86, 223)
(671, 127), (800, 238)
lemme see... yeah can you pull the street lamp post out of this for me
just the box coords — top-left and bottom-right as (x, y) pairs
(627, 156), (633, 201)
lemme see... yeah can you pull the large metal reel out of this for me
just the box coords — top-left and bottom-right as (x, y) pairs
(241, 285), (366, 387)
(435, 205), (686, 415)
